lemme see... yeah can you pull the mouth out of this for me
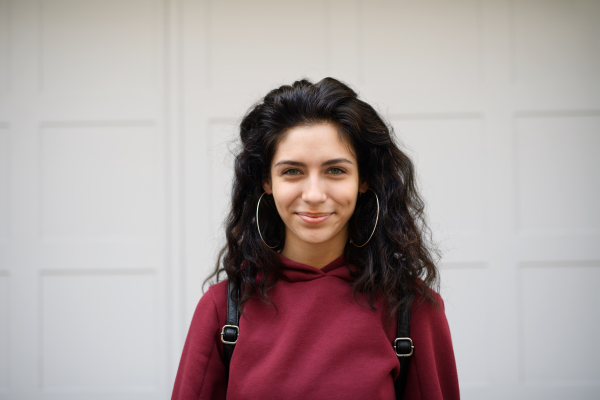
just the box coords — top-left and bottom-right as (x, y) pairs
(296, 212), (333, 225)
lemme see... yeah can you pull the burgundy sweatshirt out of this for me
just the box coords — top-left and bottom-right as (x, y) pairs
(172, 254), (460, 399)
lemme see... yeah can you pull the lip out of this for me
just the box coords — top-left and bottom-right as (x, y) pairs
(296, 212), (333, 225)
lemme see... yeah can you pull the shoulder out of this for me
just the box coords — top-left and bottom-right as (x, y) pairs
(185, 280), (229, 334)
(408, 288), (457, 386)
(411, 282), (445, 317)
(184, 280), (229, 356)
(404, 288), (460, 399)
(410, 287), (451, 340)
(205, 280), (228, 311)
(173, 282), (229, 398)
(195, 280), (228, 326)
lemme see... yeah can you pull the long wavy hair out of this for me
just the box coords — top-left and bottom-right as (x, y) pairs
(205, 77), (440, 321)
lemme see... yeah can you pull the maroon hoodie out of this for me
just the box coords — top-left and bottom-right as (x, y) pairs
(172, 254), (460, 399)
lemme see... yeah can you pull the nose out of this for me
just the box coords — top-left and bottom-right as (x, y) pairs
(301, 175), (327, 204)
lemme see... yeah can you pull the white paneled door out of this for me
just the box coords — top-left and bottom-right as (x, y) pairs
(1, 0), (178, 399)
(1, 0), (599, 400)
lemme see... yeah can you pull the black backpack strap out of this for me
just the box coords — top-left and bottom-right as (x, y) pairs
(222, 278), (412, 394)
(221, 280), (239, 372)
(394, 302), (413, 399)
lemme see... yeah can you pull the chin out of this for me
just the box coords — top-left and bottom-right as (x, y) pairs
(303, 237), (332, 245)
(296, 230), (337, 245)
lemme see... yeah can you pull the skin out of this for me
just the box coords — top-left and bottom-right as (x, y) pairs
(262, 123), (368, 269)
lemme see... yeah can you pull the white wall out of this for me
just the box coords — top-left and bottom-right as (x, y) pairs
(0, 0), (599, 399)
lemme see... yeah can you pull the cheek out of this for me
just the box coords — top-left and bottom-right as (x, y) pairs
(333, 185), (359, 211)
(272, 184), (299, 213)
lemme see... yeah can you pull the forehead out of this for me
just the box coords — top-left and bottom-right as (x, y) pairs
(272, 123), (356, 165)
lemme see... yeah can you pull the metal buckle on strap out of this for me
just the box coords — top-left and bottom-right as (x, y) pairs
(394, 337), (414, 357)
(221, 325), (239, 345)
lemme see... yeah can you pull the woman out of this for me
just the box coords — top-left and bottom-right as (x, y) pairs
(172, 78), (460, 399)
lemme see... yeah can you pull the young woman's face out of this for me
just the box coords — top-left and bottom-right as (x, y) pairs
(263, 123), (368, 251)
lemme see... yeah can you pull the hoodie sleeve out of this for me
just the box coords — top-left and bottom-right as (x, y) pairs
(172, 286), (228, 400)
(404, 294), (460, 400)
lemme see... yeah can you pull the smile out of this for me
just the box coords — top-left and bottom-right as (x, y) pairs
(296, 212), (333, 225)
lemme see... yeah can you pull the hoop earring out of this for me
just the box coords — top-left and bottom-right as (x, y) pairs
(256, 192), (280, 249)
(350, 188), (379, 248)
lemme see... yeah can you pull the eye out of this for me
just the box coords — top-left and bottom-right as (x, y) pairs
(328, 167), (345, 175)
(283, 168), (301, 176)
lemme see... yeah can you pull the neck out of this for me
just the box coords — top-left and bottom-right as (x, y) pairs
(281, 229), (348, 269)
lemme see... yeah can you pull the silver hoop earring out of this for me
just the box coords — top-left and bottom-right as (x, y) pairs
(256, 192), (280, 249)
(350, 188), (379, 248)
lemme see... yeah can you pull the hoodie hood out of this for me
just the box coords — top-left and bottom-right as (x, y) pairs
(278, 253), (359, 283)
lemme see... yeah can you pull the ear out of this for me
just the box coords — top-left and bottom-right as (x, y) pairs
(358, 180), (369, 194)
(262, 179), (272, 195)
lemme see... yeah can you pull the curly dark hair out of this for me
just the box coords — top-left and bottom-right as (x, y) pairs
(204, 77), (440, 322)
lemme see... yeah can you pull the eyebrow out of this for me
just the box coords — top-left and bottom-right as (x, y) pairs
(274, 158), (354, 168)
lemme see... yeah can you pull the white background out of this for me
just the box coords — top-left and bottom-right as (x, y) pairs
(0, 0), (599, 399)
